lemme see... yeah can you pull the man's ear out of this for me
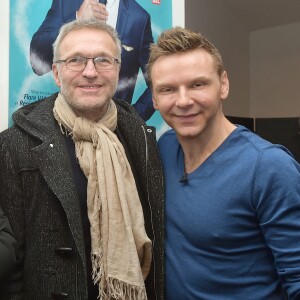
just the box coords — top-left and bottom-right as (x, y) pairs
(152, 97), (159, 110)
(52, 64), (62, 88)
(220, 71), (229, 100)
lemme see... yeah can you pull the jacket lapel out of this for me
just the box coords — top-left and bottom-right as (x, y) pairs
(116, 0), (129, 40)
(20, 95), (87, 273)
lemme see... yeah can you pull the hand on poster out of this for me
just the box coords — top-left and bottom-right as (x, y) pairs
(77, 0), (108, 21)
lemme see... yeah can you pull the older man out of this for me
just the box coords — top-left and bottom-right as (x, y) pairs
(0, 19), (164, 299)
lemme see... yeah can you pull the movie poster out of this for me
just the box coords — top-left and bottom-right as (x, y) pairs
(8, 0), (183, 136)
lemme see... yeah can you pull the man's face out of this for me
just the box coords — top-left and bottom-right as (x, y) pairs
(151, 48), (229, 142)
(52, 28), (119, 121)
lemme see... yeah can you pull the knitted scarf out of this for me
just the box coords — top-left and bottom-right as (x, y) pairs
(53, 93), (152, 300)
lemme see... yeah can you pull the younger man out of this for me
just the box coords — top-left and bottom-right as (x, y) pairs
(147, 26), (300, 299)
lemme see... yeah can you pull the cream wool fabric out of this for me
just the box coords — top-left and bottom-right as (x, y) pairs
(53, 93), (152, 300)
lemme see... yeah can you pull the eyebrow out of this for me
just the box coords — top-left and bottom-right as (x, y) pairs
(154, 76), (211, 87)
(65, 51), (113, 58)
(153, 82), (173, 91)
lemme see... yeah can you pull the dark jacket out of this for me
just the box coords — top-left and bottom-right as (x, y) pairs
(0, 94), (164, 299)
(0, 207), (17, 280)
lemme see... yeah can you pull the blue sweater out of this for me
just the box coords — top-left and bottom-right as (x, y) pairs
(159, 126), (300, 300)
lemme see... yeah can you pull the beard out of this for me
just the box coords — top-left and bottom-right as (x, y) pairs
(58, 74), (119, 121)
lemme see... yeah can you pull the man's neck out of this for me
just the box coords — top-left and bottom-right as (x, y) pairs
(179, 116), (236, 173)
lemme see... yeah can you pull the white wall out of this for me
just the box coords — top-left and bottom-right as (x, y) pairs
(250, 22), (300, 117)
(185, 0), (299, 119)
(185, 0), (250, 117)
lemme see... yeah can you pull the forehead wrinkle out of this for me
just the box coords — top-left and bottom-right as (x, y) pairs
(60, 29), (117, 58)
(62, 50), (114, 60)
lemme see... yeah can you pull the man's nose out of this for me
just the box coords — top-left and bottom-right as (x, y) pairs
(175, 88), (193, 108)
(82, 59), (98, 77)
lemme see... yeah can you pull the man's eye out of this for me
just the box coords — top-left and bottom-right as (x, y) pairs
(193, 82), (204, 88)
(95, 57), (112, 64)
(160, 88), (174, 94)
(68, 57), (85, 64)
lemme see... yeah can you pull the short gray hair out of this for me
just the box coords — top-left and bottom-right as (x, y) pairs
(53, 19), (122, 62)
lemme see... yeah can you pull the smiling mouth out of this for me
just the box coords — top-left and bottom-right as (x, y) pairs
(175, 113), (202, 124)
(79, 84), (102, 89)
(78, 84), (104, 93)
(177, 113), (199, 119)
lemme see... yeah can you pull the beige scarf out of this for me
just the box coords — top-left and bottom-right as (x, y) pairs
(53, 93), (152, 300)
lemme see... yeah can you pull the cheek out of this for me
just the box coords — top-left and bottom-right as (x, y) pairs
(103, 68), (118, 79)
(109, 76), (118, 92)
(154, 97), (173, 114)
(197, 90), (217, 105)
(111, 71), (119, 83)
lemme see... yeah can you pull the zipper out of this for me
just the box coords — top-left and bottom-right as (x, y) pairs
(141, 125), (158, 300)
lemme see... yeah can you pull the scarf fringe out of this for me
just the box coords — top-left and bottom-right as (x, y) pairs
(55, 116), (72, 137)
(100, 277), (148, 300)
(92, 251), (103, 284)
(92, 254), (147, 300)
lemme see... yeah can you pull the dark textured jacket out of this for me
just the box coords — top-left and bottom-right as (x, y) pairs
(0, 94), (164, 299)
(0, 206), (17, 280)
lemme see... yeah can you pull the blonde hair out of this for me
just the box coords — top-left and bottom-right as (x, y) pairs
(147, 26), (224, 86)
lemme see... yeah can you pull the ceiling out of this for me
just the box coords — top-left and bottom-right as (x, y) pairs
(224, 0), (300, 31)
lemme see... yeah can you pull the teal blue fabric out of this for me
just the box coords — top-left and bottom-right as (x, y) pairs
(159, 126), (300, 300)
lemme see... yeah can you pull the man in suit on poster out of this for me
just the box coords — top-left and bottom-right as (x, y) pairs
(30, 0), (155, 120)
